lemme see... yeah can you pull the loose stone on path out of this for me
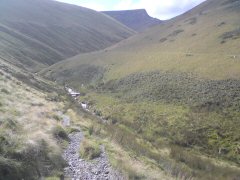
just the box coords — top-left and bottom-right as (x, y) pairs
(63, 132), (125, 180)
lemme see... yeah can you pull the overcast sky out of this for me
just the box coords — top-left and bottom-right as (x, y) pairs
(55, 0), (206, 20)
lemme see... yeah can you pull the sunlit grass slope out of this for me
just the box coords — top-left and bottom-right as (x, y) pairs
(45, 0), (240, 81)
(0, 0), (134, 72)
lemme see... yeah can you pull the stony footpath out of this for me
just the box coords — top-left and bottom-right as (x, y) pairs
(63, 132), (125, 180)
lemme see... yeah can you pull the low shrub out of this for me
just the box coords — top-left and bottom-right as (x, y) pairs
(111, 118), (118, 124)
(46, 93), (61, 102)
(0, 157), (23, 180)
(52, 114), (62, 122)
(1, 88), (10, 94)
(88, 125), (94, 136)
(0, 139), (65, 180)
(52, 126), (69, 141)
(67, 127), (81, 134)
(220, 28), (240, 43)
(94, 110), (102, 116)
(168, 29), (184, 37)
(79, 139), (101, 160)
(3, 118), (19, 131)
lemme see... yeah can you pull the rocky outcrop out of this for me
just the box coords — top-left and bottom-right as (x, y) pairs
(102, 9), (162, 32)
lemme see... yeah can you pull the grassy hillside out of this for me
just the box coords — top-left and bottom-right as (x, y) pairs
(45, 0), (240, 81)
(102, 9), (161, 32)
(0, 0), (134, 72)
(43, 0), (240, 178)
(0, 59), (70, 179)
(0, 59), (174, 180)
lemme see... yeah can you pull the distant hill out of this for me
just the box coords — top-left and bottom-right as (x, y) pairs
(102, 9), (162, 32)
(0, 0), (134, 71)
(50, 0), (240, 82)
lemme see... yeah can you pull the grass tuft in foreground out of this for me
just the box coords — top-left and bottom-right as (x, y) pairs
(79, 139), (101, 160)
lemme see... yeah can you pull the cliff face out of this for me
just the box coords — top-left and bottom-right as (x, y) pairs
(102, 9), (162, 32)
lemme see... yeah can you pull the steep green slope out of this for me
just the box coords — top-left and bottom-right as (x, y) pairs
(0, 59), (69, 179)
(0, 0), (134, 72)
(43, 0), (240, 178)
(102, 9), (161, 32)
(45, 0), (240, 81)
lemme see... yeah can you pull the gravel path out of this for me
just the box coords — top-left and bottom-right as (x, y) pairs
(63, 132), (125, 180)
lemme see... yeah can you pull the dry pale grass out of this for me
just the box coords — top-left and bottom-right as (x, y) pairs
(105, 140), (174, 180)
(0, 68), (66, 178)
(0, 70), (64, 146)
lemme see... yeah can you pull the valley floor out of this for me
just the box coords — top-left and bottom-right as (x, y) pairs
(71, 87), (240, 180)
(0, 60), (172, 180)
(1, 57), (240, 179)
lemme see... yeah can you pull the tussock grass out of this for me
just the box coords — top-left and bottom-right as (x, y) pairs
(52, 125), (69, 142)
(0, 69), (67, 179)
(76, 91), (240, 179)
(170, 146), (240, 180)
(79, 139), (101, 160)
